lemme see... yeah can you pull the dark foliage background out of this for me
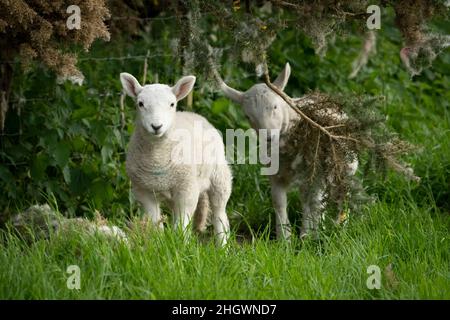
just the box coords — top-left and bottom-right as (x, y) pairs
(0, 3), (448, 231)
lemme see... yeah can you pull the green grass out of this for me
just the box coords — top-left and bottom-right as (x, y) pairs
(0, 193), (449, 299)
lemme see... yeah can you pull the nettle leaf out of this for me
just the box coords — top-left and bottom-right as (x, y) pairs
(71, 136), (86, 152)
(71, 105), (97, 120)
(91, 179), (114, 207)
(31, 153), (48, 180)
(21, 142), (34, 152)
(68, 123), (88, 137)
(0, 165), (14, 182)
(69, 167), (90, 195)
(7, 143), (31, 161)
(53, 142), (70, 168)
(211, 97), (229, 114)
(101, 145), (113, 164)
(62, 165), (71, 184)
(113, 128), (124, 148)
(91, 121), (108, 145)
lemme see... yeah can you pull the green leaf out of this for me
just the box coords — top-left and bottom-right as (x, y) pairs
(101, 145), (113, 164)
(0, 165), (14, 182)
(71, 136), (86, 152)
(90, 180), (114, 207)
(62, 165), (71, 184)
(72, 105), (96, 120)
(69, 167), (89, 195)
(53, 142), (70, 168)
(211, 97), (230, 114)
(31, 153), (48, 180)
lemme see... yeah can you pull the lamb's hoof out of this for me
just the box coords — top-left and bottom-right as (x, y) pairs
(276, 226), (292, 242)
(276, 236), (292, 244)
(300, 230), (319, 241)
(300, 232), (310, 241)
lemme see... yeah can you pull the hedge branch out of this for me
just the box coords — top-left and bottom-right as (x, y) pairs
(261, 60), (420, 183)
(261, 60), (358, 143)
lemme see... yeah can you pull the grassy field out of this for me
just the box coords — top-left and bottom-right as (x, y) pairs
(0, 16), (449, 299)
(0, 194), (449, 299)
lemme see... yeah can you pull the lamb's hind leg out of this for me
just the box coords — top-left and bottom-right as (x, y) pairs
(334, 156), (359, 224)
(300, 184), (325, 239)
(208, 166), (232, 246)
(270, 177), (291, 240)
(193, 192), (209, 233)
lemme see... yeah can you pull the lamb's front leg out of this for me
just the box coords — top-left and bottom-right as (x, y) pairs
(172, 187), (200, 236)
(300, 185), (325, 239)
(270, 178), (291, 240)
(133, 186), (163, 230)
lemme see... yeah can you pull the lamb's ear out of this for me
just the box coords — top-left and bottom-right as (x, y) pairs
(172, 76), (196, 101)
(273, 62), (291, 91)
(120, 73), (143, 98)
(220, 80), (244, 104)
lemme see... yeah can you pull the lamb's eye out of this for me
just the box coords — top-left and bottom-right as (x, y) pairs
(170, 102), (175, 107)
(138, 101), (144, 108)
(274, 105), (278, 109)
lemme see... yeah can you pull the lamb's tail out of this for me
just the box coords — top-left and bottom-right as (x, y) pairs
(194, 192), (209, 233)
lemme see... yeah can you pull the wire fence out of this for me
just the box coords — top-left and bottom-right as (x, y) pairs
(4, 51), (176, 106)
(2, 89), (125, 140)
(0, 10), (258, 142)
(7, 93), (122, 105)
(0, 53), (174, 65)
(0, 10), (219, 65)
(2, 12), (182, 132)
(4, 46), (252, 105)
(78, 53), (174, 62)
(109, 14), (188, 21)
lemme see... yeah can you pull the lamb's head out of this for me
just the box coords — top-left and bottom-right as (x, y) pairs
(120, 72), (196, 137)
(220, 63), (292, 140)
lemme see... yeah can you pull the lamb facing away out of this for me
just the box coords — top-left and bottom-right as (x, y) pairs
(219, 63), (358, 240)
(120, 72), (232, 245)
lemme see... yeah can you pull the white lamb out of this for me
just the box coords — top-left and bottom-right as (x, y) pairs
(120, 72), (232, 245)
(219, 63), (358, 240)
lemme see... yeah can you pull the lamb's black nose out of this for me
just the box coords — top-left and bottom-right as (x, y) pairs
(151, 124), (162, 132)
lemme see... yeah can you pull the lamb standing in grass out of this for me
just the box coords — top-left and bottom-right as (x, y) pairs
(219, 63), (358, 240)
(121, 73), (232, 245)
